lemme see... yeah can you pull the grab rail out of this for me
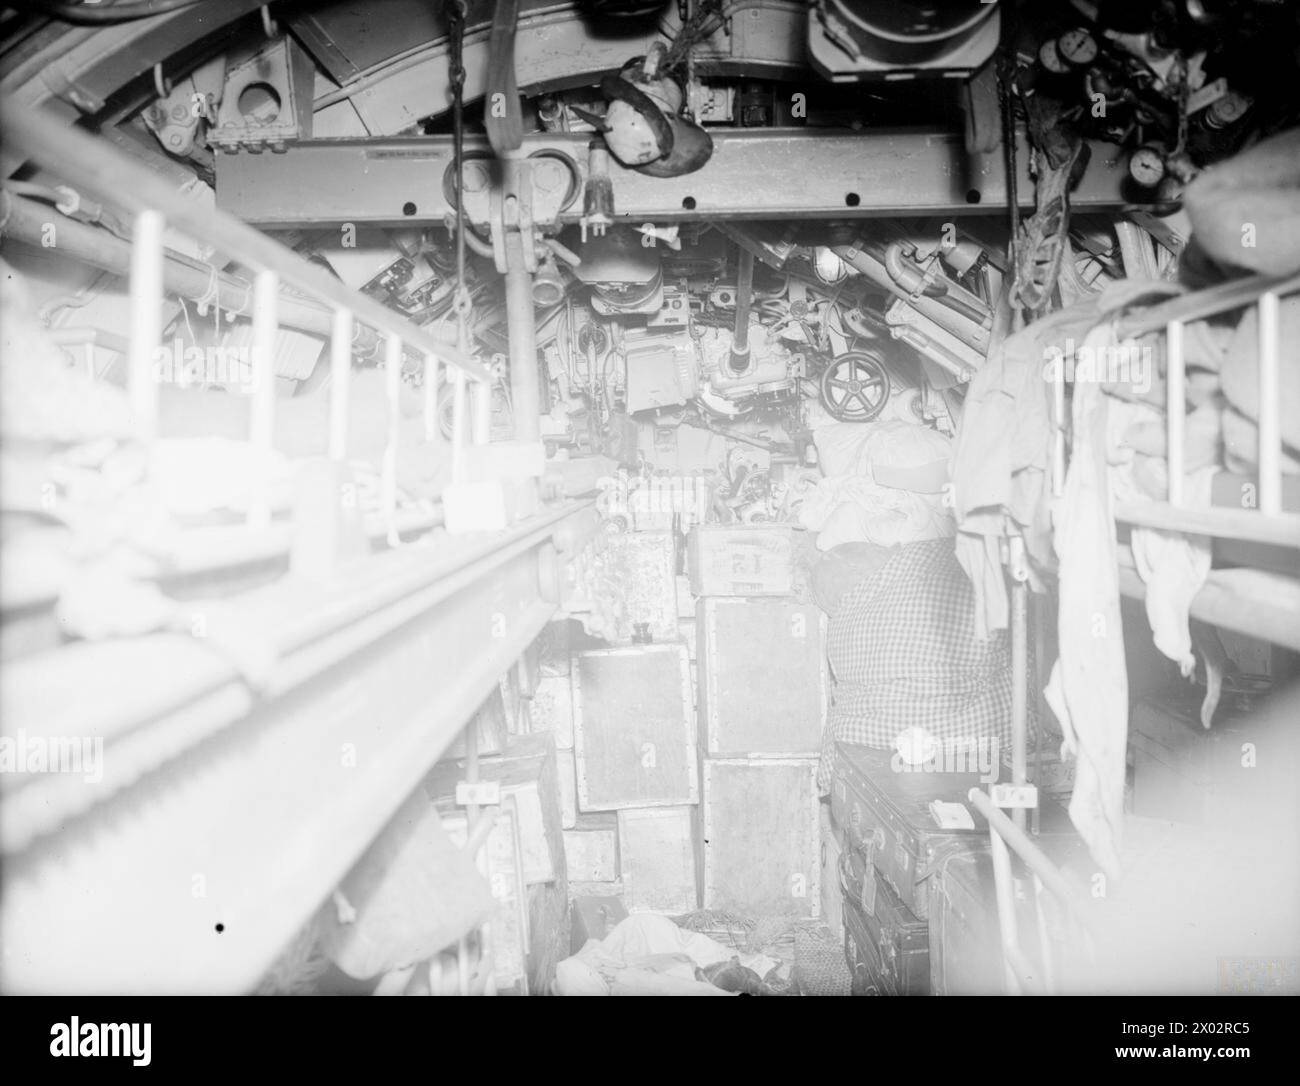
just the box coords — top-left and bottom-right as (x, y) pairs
(0, 100), (494, 543)
(1110, 271), (1300, 544)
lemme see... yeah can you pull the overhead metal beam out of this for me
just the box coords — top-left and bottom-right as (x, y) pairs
(215, 129), (1140, 228)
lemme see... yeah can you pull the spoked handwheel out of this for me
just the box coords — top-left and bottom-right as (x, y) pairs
(819, 351), (891, 423)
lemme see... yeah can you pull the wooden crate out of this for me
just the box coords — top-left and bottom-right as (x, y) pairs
(601, 529), (679, 643)
(569, 879), (625, 899)
(563, 814), (619, 883)
(528, 672), (574, 750)
(618, 806), (699, 915)
(675, 574), (695, 618)
(426, 732), (563, 886)
(442, 798), (530, 995)
(557, 748), (577, 829)
(572, 643), (698, 811)
(687, 524), (795, 597)
(701, 759), (820, 918)
(697, 598), (828, 757)
(441, 685), (508, 761)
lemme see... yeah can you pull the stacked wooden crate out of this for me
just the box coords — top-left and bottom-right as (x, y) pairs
(571, 638), (700, 914)
(527, 531), (701, 915)
(692, 528), (827, 920)
(529, 524), (830, 930)
(427, 723), (568, 995)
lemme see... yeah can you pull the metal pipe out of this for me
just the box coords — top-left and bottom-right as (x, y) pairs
(128, 209), (164, 446)
(833, 242), (990, 351)
(328, 308), (352, 462)
(1010, 576), (1028, 834)
(471, 379), (491, 445)
(465, 722), (484, 829)
(248, 269), (278, 529)
(383, 334), (402, 547)
(1116, 271), (1300, 339)
(989, 829), (1022, 994)
(883, 241), (992, 325)
(452, 368), (468, 482)
(1258, 292), (1281, 517)
(1031, 874), (1057, 992)
(1052, 354), (1066, 499)
(48, 326), (131, 354)
(729, 245), (755, 371)
(423, 355), (440, 443)
(503, 232), (540, 441)
(2, 194), (363, 345)
(0, 101), (488, 382)
(967, 787), (1088, 922)
(1167, 319), (1185, 506)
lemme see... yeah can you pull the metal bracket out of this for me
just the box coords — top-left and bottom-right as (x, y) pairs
(489, 156), (537, 275)
(40, 67), (106, 116)
(990, 783), (1039, 810)
(455, 780), (502, 806)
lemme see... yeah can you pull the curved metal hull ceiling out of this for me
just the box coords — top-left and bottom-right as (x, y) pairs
(1, 1), (810, 140)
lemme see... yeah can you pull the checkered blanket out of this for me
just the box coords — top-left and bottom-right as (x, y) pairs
(817, 538), (1018, 793)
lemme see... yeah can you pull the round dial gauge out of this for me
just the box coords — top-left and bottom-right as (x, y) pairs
(1039, 39), (1070, 74)
(1058, 28), (1099, 66)
(1129, 147), (1166, 187)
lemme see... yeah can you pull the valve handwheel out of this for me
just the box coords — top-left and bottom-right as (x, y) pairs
(819, 351), (890, 422)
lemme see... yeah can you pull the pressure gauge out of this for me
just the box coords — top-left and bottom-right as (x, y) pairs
(1129, 146), (1166, 187)
(1058, 28), (1098, 66)
(1038, 39), (1070, 74)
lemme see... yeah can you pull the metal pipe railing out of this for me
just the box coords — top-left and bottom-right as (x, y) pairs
(1258, 291), (1282, 517)
(1096, 271), (1300, 548)
(127, 208), (164, 444)
(1, 193), (363, 344)
(968, 786), (1094, 995)
(1166, 318), (1185, 506)
(2, 100), (503, 557)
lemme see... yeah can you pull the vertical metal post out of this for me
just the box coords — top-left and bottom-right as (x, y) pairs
(128, 209), (165, 447)
(1052, 359), (1066, 498)
(1031, 874), (1057, 994)
(329, 307), (352, 463)
(471, 378), (491, 445)
(383, 333), (402, 546)
(1010, 577), (1028, 834)
(503, 234), (540, 442)
(424, 355), (439, 443)
(451, 368), (468, 483)
(248, 269), (278, 528)
(1166, 319), (1185, 506)
(1257, 292), (1281, 517)
(730, 246), (755, 370)
(989, 829), (1021, 995)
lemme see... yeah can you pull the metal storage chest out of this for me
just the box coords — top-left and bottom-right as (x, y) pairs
(700, 758), (820, 918)
(572, 643), (698, 810)
(697, 597), (828, 756)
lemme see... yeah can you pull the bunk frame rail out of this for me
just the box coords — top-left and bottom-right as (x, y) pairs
(1113, 270), (1300, 546)
(0, 99), (496, 548)
(0, 102), (590, 993)
(982, 269), (1300, 994)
